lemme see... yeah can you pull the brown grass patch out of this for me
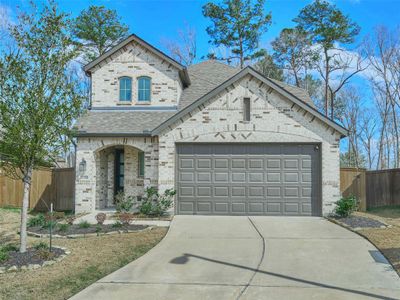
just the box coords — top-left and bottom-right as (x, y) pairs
(0, 208), (167, 300)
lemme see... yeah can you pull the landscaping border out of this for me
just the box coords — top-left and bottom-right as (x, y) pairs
(0, 246), (70, 274)
(26, 226), (153, 239)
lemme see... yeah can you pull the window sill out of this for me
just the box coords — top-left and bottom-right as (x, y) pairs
(135, 102), (151, 105)
(116, 101), (132, 106)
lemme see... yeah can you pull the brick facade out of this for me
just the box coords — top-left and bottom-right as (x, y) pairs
(158, 75), (341, 216)
(74, 40), (342, 216)
(90, 40), (182, 107)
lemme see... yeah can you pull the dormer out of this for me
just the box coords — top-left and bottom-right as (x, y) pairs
(84, 34), (190, 108)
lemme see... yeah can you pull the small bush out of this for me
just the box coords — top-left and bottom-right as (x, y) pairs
(95, 213), (107, 225)
(0, 251), (9, 262)
(1, 244), (18, 252)
(335, 196), (357, 217)
(115, 192), (135, 212)
(58, 223), (69, 232)
(27, 214), (46, 227)
(0, 244), (18, 262)
(34, 241), (48, 251)
(35, 249), (55, 260)
(138, 188), (175, 217)
(78, 220), (91, 229)
(139, 200), (153, 215)
(95, 225), (102, 233)
(42, 220), (58, 229)
(112, 221), (123, 228)
(118, 213), (134, 225)
(65, 215), (76, 225)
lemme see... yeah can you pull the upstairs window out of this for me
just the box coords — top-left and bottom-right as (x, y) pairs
(119, 77), (132, 101)
(243, 97), (251, 122)
(138, 76), (151, 102)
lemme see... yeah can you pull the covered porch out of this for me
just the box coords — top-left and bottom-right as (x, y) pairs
(75, 137), (159, 213)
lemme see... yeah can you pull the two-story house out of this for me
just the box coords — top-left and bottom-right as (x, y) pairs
(74, 34), (346, 216)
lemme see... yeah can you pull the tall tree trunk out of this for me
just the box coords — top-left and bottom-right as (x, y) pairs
(19, 166), (32, 253)
(324, 48), (330, 117)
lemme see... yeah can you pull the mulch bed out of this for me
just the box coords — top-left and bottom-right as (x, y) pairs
(335, 215), (387, 229)
(28, 224), (148, 236)
(0, 247), (65, 269)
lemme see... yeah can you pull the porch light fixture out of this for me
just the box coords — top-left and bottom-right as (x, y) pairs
(79, 158), (86, 174)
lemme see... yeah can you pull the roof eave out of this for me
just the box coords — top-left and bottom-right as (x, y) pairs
(83, 34), (186, 74)
(75, 132), (152, 138)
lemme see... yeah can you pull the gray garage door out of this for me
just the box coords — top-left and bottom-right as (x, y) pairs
(176, 144), (320, 216)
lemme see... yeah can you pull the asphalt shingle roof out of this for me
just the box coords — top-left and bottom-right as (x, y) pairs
(75, 60), (314, 136)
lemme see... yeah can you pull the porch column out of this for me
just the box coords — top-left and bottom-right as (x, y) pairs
(144, 138), (159, 190)
(75, 146), (97, 213)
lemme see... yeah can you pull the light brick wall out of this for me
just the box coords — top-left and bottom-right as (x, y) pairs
(90, 40), (182, 107)
(158, 74), (341, 216)
(75, 136), (159, 213)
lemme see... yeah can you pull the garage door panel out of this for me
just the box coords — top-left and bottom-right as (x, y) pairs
(215, 202), (229, 213)
(232, 202), (246, 213)
(176, 143), (320, 216)
(249, 202), (263, 213)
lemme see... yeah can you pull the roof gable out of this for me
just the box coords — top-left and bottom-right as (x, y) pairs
(83, 34), (190, 87)
(152, 66), (347, 137)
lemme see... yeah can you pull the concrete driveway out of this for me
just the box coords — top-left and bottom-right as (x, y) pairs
(71, 216), (400, 300)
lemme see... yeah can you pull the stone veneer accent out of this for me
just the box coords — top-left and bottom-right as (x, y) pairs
(90, 40), (183, 108)
(75, 137), (158, 213)
(157, 75), (341, 216)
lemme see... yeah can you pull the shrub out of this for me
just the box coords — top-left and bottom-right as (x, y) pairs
(27, 213), (46, 227)
(118, 213), (134, 226)
(335, 196), (357, 217)
(65, 215), (76, 225)
(112, 221), (123, 228)
(35, 249), (55, 260)
(95, 225), (102, 233)
(115, 191), (135, 212)
(0, 251), (9, 262)
(42, 219), (58, 229)
(139, 200), (153, 215)
(138, 188), (175, 217)
(0, 244), (18, 262)
(34, 241), (48, 251)
(1, 244), (18, 252)
(78, 220), (91, 229)
(95, 213), (107, 225)
(58, 223), (69, 232)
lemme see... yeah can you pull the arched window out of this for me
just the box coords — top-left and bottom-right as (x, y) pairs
(137, 76), (151, 102)
(119, 77), (132, 101)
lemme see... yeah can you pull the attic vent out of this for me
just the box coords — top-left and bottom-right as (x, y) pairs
(243, 98), (251, 122)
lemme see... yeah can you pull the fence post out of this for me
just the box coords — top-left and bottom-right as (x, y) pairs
(358, 171), (366, 211)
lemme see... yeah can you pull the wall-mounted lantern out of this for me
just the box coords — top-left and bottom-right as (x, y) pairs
(79, 158), (86, 175)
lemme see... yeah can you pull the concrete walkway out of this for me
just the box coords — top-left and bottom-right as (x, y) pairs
(71, 216), (400, 300)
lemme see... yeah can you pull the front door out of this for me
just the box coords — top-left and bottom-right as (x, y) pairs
(115, 149), (124, 194)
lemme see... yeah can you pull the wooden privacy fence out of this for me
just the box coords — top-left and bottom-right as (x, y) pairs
(0, 167), (75, 211)
(340, 167), (400, 210)
(340, 168), (367, 211)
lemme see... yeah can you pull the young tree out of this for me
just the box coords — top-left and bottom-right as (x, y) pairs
(0, 1), (84, 252)
(294, 0), (362, 118)
(253, 51), (284, 81)
(202, 0), (272, 68)
(271, 28), (317, 87)
(162, 25), (197, 66)
(72, 5), (129, 63)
